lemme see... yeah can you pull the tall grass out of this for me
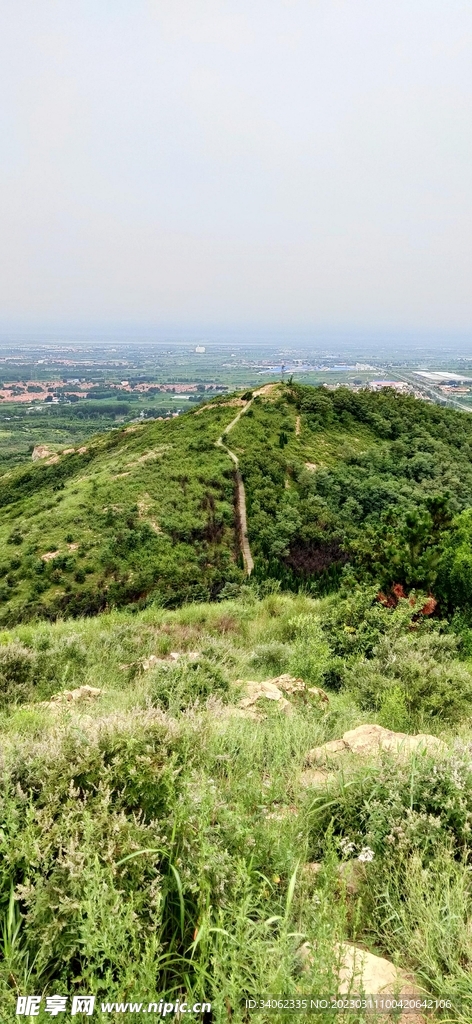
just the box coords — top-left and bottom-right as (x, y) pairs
(0, 594), (470, 1021)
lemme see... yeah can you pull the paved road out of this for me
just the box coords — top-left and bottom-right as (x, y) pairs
(216, 401), (254, 575)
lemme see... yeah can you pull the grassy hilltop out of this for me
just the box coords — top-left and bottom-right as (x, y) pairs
(2, 385), (472, 1019)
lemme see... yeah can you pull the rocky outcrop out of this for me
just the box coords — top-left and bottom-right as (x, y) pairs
(32, 445), (53, 460)
(306, 724), (446, 765)
(49, 685), (102, 704)
(38, 686), (102, 710)
(239, 674), (329, 714)
(141, 651), (199, 670)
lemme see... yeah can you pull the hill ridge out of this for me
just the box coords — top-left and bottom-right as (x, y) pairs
(0, 381), (472, 621)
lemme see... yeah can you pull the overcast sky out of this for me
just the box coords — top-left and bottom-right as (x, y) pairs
(1, 0), (472, 335)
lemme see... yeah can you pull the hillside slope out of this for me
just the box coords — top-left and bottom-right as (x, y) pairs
(233, 382), (472, 600)
(0, 402), (244, 623)
(2, 382), (472, 623)
(0, 590), (472, 1018)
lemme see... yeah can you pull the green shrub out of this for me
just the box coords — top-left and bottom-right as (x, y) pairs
(149, 658), (230, 712)
(249, 642), (291, 674)
(321, 587), (424, 660)
(0, 715), (182, 1000)
(288, 614), (331, 685)
(7, 531), (23, 545)
(378, 683), (410, 732)
(0, 642), (34, 706)
(217, 581), (243, 601)
(307, 743), (472, 863)
(345, 630), (472, 727)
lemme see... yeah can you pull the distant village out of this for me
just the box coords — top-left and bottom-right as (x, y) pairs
(0, 381), (228, 404)
(0, 368), (470, 408)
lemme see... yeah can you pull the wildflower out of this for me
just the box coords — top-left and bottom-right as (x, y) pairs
(357, 846), (375, 863)
(339, 837), (356, 856)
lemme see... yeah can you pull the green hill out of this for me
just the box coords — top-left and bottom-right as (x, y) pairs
(2, 381), (472, 624)
(0, 401), (243, 623)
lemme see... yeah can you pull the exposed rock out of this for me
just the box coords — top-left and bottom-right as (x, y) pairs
(336, 944), (425, 1021)
(142, 655), (166, 671)
(337, 860), (367, 895)
(38, 686), (103, 710)
(274, 673), (329, 703)
(299, 942), (425, 1021)
(50, 685), (102, 704)
(297, 941), (314, 967)
(299, 767), (331, 788)
(302, 861), (367, 894)
(141, 651), (200, 671)
(310, 737), (346, 761)
(271, 674), (306, 694)
(306, 724), (446, 765)
(32, 445), (53, 460)
(238, 675), (329, 714)
(303, 862), (322, 876)
(240, 680), (291, 712)
(304, 462), (317, 471)
(41, 550), (59, 562)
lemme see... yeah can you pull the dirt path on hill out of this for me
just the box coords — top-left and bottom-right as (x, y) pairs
(216, 401), (254, 575)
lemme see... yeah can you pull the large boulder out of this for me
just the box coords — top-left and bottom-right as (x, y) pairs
(240, 679), (292, 712)
(306, 724), (446, 765)
(336, 943), (425, 1022)
(32, 444), (52, 460)
(299, 941), (425, 1023)
(337, 941), (418, 993)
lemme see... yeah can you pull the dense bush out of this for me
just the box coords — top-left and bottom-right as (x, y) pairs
(148, 658), (230, 712)
(307, 742), (472, 862)
(0, 592), (472, 1012)
(345, 631), (472, 728)
(288, 613), (331, 685)
(0, 642), (34, 706)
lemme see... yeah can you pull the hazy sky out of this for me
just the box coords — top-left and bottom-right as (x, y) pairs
(1, 0), (472, 333)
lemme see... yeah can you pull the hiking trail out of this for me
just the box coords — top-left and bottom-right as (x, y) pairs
(216, 400), (254, 575)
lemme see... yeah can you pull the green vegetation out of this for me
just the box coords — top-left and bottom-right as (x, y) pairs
(232, 383), (472, 600)
(0, 590), (471, 1019)
(0, 399), (185, 472)
(2, 383), (472, 1018)
(3, 382), (472, 627)
(0, 401), (244, 624)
